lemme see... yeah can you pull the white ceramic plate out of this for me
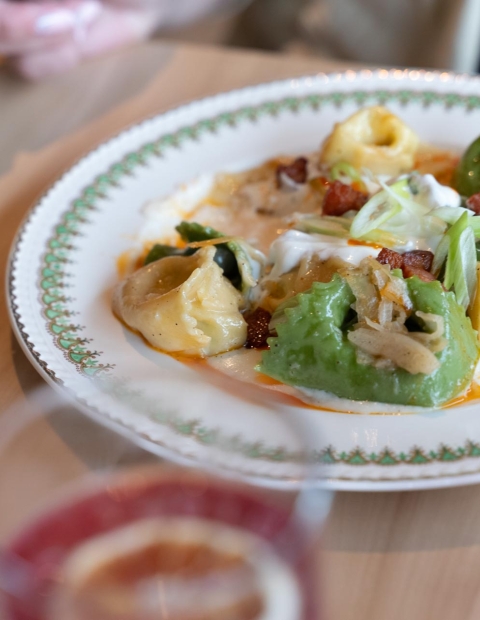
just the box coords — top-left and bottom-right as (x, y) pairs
(8, 69), (480, 492)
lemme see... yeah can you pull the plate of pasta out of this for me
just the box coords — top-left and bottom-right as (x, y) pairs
(9, 68), (480, 490)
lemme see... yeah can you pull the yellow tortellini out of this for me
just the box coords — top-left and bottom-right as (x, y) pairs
(113, 246), (247, 357)
(320, 106), (419, 176)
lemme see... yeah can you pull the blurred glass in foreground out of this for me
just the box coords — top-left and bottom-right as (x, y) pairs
(0, 385), (330, 620)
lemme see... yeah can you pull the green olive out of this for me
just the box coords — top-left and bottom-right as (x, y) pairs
(454, 136), (480, 197)
(144, 242), (241, 289)
(213, 244), (241, 289)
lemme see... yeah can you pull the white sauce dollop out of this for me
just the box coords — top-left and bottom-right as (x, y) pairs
(413, 173), (461, 209)
(391, 174), (463, 253)
(395, 237), (443, 253)
(269, 230), (380, 278)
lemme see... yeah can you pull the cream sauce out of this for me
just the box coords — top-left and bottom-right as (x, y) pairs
(269, 230), (380, 278)
(140, 175), (216, 245)
(414, 173), (461, 209)
(138, 173), (302, 255)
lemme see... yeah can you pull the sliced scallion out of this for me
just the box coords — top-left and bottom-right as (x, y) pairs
(331, 162), (363, 185)
(440, 212), (477, 309)
(350, 190), (402, 239)
(294, 215), (351, 238)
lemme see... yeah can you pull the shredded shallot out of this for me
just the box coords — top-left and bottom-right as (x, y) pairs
(342, 257), (446, 375)
(348, 328), (441, 375)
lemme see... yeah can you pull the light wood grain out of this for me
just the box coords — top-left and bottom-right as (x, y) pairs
(1, 41), (480, 620)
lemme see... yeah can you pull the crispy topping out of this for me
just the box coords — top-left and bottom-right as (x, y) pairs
(377, 248), (404, 270)
(377, 248), (435, 281)
(403, 250), (434, 272)
(276, 157), (308, 187)
(245, 307), (272, 349)
(340, 257), (412, 326)
(402, 264), (437, 282)
(466, 193), (480, 215)
(342, 258), (445, 375)
(322, 180), (368, 216)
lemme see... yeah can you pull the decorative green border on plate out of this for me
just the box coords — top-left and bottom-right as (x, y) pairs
(96, 375), (480, 467)
(37, 87), (480, 468)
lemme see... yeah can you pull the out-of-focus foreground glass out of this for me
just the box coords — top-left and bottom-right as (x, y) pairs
(0, 386), (330, 620)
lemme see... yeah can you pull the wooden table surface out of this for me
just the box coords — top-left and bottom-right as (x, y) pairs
(2, 41), (480, 620)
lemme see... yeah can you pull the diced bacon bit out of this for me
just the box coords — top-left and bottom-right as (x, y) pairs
(245, 307), (272, 349)
(322, 180), (368, 216)
(402, 264), (437, 282)
(276, 157), (308, 186)
(377, 248), (436, 282)
(466, 193), (480, 215)
(402, 250), (434, 272)
(377, 248), (404, 270)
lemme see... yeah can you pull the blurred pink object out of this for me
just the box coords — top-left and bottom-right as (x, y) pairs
(0, 0), (247, 80)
